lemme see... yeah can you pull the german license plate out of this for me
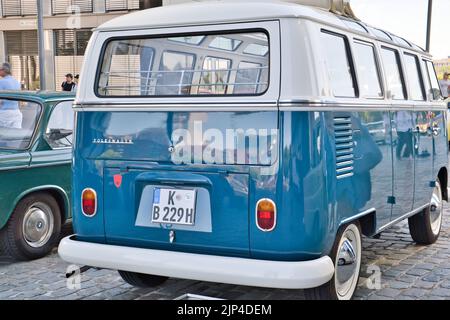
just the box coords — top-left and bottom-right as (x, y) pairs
(151, 188), (196, 226)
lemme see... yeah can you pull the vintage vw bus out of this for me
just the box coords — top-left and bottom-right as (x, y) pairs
(58, 0), (448, 300)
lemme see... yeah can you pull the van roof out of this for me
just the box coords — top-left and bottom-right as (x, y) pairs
(96, 0), (428, 55)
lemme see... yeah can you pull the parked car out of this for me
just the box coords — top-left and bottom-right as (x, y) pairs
(59, 0), (448, 300)
(0, 91), (74, 260)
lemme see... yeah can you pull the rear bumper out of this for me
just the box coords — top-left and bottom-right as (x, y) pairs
(58, 235), (334, 289)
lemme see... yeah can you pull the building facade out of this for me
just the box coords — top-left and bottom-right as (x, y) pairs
(434, 57), (450, 80)
(0, 0), (166, 90)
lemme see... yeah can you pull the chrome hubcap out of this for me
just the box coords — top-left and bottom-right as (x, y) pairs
(430, 181), (443, 236)
(22, 202), (54, 248)
(335, 225), (361, 299)
(336, 239), (357, 283)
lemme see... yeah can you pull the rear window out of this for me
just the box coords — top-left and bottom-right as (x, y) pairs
(97, 31), (269, 97)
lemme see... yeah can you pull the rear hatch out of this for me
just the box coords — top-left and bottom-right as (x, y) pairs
(81, 110), (278, 257)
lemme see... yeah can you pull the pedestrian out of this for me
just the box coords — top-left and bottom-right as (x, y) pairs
(61, 73), (76, 92)
(73, 74), (79, 93)
(0, 62), (22, 128)
(439, 72), (450, 98)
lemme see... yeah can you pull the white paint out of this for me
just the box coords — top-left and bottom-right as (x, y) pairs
(58, 236), (335, 289)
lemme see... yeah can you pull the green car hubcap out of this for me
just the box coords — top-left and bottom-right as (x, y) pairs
(22, 202), (54, 248)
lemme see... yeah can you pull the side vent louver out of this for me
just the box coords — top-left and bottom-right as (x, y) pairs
(334, 116), (354, 179)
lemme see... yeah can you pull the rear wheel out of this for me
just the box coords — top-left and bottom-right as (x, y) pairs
(118, 271), (168, 288)
(0, 193), (61, 261)
(305, 222), (362, 300)
(408, 179), (443, 245)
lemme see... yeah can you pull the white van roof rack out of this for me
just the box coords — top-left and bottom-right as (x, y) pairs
(282, 0), (358, 20)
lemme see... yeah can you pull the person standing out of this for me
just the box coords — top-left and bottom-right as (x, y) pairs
(73, 74), (79, 93)
(0, 62), (22, 128)
(439, 72), (450, 98)
(61, 73), (76, 92)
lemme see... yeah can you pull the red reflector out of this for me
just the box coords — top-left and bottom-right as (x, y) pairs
(256, 199), (276, 232)
(82, 188), (97, 217)
(258, 211), (272, 219)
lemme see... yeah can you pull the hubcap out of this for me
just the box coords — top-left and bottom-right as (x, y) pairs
(22, 202), (54, 248)
(335, 225), (361, 300)
(430, 181), (443, 236)
(336, 239), (357, 283)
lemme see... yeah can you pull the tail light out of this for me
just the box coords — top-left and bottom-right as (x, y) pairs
(256, 199), (276, 232)
(82, 188), (97, 217)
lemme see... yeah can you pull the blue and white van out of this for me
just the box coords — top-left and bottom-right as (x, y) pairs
(59, 0), (448, 300)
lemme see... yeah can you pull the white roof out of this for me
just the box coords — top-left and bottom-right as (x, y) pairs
(96, 0), (427, 54)
(97, 0), (342, 31)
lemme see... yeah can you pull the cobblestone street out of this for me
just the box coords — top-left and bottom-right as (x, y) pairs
(0, 206), (449, 300)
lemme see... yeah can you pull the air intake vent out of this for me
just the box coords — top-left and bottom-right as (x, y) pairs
(334, 116), (354, 179)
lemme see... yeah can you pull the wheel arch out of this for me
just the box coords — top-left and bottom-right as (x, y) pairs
(339, 209), (376, 237)
(1, 186), (70, 229)
(438, 167), (448, 201)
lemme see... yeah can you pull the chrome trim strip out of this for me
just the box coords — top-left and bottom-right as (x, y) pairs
(73, 100), (446, 112)
(341, 208), (376, 226)
(74, 106), (278, 112)
(27, 161), (71, 169)
(376, 204), (429, 234)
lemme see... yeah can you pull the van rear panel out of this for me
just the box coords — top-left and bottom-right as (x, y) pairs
(74, 110), (278, 258)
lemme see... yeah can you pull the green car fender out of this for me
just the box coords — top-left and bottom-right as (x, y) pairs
(0, 185), (70, 230)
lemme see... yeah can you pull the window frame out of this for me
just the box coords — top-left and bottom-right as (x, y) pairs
(320, 29), (359, 99)
(352, 39), (385, 99)
(424, 59), (443, 100)
(44, 100), (75, 150)
(94, 28), (271, 98)
(0, 98), (43, 151)
(380, 46), (407, 101)
(403, 52), (426, 102)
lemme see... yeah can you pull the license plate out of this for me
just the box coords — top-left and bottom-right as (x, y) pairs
(151, 188), (197, 226)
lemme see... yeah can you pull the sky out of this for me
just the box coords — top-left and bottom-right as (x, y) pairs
(351, 0), (450, 59)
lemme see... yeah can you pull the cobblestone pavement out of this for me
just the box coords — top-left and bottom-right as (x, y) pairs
(1, 207), (450, 300)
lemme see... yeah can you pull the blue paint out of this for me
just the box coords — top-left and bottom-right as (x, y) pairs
(72, 108), (448, 261)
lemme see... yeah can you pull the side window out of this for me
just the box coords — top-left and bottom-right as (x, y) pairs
(45, 101), (74, 149)
(352, 41), (383, 98)
(321, 31), (356, 98)
(424, 60), (442, 100)
(380, 47), (406, 100)
(403, 53), (425, 101)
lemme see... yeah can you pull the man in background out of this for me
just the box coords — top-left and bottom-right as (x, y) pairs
(61, 73), (76, 92)
(0, 62), (22, 128)
(439, 72), (450, 98)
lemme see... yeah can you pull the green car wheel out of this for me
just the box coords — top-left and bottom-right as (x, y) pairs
(0, 192), (61, 261)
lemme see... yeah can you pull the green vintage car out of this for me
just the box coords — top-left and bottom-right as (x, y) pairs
(0, 91), (74, 260)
